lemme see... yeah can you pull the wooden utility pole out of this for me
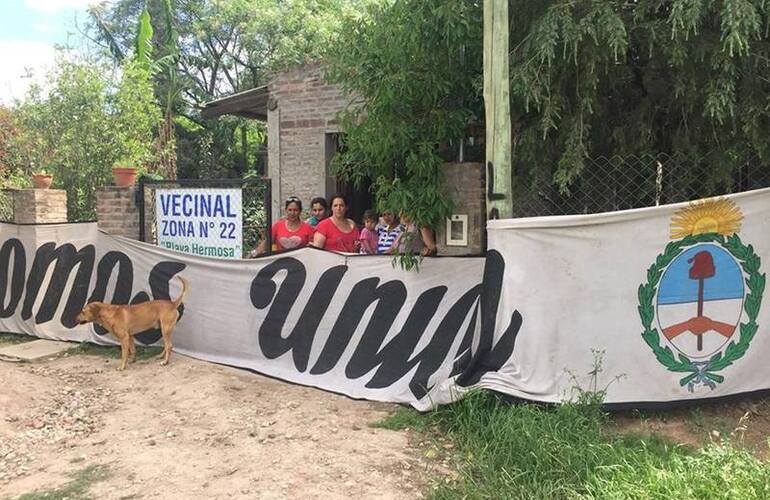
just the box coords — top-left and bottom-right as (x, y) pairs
(483, 0), (512, 219)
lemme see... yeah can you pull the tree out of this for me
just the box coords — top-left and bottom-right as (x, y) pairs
(114, 59), (165, 170)
(13, 59), (117, 220)
(327, 0), (483, 229)
(508, 0), (770, 198)
(329, 0), (770, 224)
(0, 107), (23, 185)
(10, 55), (163, 220)
(86, 0), (381, 180)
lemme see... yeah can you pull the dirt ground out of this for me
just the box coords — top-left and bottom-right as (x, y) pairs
(4, 337), (770, 500)
(0, 341), (440, 500)
(612, 396), (770, 458)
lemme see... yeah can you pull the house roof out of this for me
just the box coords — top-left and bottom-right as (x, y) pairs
(200, 85), (269, 120)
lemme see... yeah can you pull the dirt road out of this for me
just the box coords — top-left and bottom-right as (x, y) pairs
(1, 345), (433, 499)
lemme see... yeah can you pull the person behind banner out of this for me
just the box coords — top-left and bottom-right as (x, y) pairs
(393, 211), (437, 256)
(358, 209), (379, 255)
(307, 197), (328, 227)
(250, 196), (315, 256)
(376, 209), (404, 254)
(312, 194), (360, 253)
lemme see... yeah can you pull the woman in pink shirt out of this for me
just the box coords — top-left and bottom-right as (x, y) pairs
(313, 194), (360, 253)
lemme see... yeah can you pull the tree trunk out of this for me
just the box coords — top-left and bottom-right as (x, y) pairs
(157, 109), (177, 179)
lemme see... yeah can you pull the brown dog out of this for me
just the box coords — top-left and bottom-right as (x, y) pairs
(76, 277), (188, 370)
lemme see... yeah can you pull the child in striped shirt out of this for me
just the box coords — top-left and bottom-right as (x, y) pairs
(376, 209), (404, 254)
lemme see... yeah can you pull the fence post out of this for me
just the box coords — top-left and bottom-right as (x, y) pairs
(264, 178), (272, 256)
(138, 178), (146, 242)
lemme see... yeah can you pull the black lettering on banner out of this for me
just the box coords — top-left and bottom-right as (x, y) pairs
(310, 278), (407, 375)
(456, 250), (523, 387)
(247, 251), (522, 399)
(251, 257), (307, 363)
(252, 258), (352, 372)
(347, 286), (447, 396)
(89, 251), (134, 336)
(360, 285), (481, 399)
(446, 287), (480, 377)
(132, 261), (187, 345)
(22, 243), (95, 328)
(356, 284), (482, 399)
(252, 261), (348, 372)
(0, 239), (26, 318)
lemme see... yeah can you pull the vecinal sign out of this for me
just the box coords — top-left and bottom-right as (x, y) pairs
(155, 188), (242, 259)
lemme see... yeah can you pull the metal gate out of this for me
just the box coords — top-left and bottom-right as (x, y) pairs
(137, 177), (273, 257)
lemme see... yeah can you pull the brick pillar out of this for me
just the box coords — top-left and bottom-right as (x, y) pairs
(96, 186), (140, 240)
(12, 189), (68, 223)
(436, 162), (485, 256)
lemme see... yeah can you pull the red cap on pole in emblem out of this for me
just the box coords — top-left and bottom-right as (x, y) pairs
(688, 251), (715, 280)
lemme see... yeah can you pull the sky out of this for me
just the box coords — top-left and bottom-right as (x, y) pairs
(0, 0), (97, 105)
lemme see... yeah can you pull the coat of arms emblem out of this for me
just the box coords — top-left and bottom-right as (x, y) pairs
(638, 197), (765, 391)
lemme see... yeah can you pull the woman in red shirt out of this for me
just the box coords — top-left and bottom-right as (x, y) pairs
(312, 194), (360, 253)
(250, 196), (314, 256)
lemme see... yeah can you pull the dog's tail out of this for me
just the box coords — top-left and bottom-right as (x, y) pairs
(173, 276), (188, 308)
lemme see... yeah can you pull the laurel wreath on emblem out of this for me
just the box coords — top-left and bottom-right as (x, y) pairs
(638, 232), (765, 390)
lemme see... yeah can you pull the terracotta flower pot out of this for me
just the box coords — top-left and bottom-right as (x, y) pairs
(31, 173), (53, 189)
(112, 167), (137, 187)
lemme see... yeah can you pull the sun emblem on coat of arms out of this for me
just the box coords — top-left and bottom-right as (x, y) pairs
(638, 197), (765, 391)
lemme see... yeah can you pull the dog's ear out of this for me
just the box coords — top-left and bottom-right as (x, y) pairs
(87, 302), (104, 319)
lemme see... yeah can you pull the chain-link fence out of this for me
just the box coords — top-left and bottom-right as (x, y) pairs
(0, 190), (14, 222)
(511, 151), (770, 217)
(138, 178), (272, 258)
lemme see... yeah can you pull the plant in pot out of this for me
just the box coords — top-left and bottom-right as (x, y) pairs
(31, 167), (53, 189)
(112, 157), (139, 187)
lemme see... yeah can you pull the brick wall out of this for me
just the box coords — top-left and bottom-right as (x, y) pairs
(12, 189), (68, 223)
(436, 162), (486, 256)
(268, 66), (486, 255)
(269, 62), (352, 208)
(96, 187), (140, 239)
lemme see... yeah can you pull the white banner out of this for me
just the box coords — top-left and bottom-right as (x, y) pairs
(484, 188), (770, 407)
(2, 187), (768, 409)
(155, 188), (242, 259)
(0, 224), (497, 410)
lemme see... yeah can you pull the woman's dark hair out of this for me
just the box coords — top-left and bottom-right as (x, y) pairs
(285, 196), (302, 210)
(328, 193), (348, 207)
(310, 197), (327, 209)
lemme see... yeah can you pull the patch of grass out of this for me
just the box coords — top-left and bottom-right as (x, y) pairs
(371, 406), (436, 432)
(0, 332), (37, 344)
(400, 391), (770, 499)
(70, 342), (163, 361)
(15, 465), (110, 500)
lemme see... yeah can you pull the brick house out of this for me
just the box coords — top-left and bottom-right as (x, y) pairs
(202, 62), (485, 255)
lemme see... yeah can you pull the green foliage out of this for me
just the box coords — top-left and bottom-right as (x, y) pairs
(88, 0), (380, 181)
(509, 0), (770, 196)
(397, 391), (770, 499)
(330, 0), (770, 223)
(114, 59), (164, 169)
(13, 59), (116, 220)
(135, 7), (154, 68)
(9, 54), (163, 220)
(327, 0), (482, 228)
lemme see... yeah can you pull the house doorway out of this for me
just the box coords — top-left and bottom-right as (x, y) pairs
(325, 133), (372, 224)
